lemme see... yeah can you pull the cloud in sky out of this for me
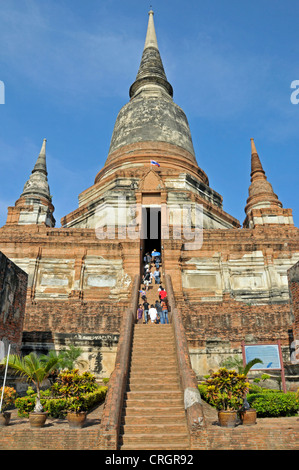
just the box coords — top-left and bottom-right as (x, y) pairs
(0, 1), (143, 104)
(0, 1), (298, 228)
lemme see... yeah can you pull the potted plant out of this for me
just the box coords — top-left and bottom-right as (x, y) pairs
(51, 369), (98, 428)
(239, 358), (263, 425)
(1, 351), (60, 427)
(220, 356), (263, 425)
(0, 386), (17, 426)
(204, 368), (250, 427)
(66, 396), (88, 428)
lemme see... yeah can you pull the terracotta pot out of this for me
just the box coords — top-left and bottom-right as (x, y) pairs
(67, 411), (87, 428)
(0, 411), (11, 426)
(240, 408), (257, 425)
(218, 410), (237, 428)
(29, 411), (48, 428)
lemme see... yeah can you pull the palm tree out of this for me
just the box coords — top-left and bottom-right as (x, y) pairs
(220, 356), (262, 375)
(242, 358), (263, 376)
(1, 352), (60, 412)
(58, 345), (86, 370)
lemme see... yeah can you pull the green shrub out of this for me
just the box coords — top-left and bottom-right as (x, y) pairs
(247, 391), (299, 417)
(202, 368), (250, 411)
(199, 383), (299, 418)
(15, 386), (108, 418)
(51, 369), (98, 398)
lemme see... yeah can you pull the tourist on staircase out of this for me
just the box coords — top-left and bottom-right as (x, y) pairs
(137, 304), (143, 324)
(143, 300), (149, 324)
(143, 270), (151, 291)
(155, 300), (163, 323)
(161, 299), (169, 324)
(149, 304), (157, 323)
(154, 268), (161, 284)
(159, 286), (167, 302)
(139, 288), (147, 301)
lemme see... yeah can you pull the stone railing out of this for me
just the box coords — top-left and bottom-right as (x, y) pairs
(99, 274), (140, 450)
(165, 274), (206, 444)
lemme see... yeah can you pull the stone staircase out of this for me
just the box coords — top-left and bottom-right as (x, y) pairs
(118, 323), (190, 450)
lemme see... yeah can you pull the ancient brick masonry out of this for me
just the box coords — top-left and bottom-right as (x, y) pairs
(288, 261), (299, 346)
(0, 251), (28, 355)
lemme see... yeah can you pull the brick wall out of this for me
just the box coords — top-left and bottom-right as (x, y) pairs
(180, 298), (293, 349)
(288, 261), (299, 341)
(0, 419), (298, 450)
(0, 251), (28, 354)
(23, 299), (127, 335)
(21, 299), (128, 377)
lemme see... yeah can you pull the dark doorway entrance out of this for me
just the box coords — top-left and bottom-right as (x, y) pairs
(141, 206), (161, 258)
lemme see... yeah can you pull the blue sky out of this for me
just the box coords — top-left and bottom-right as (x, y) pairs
(0, 0), (298, 228)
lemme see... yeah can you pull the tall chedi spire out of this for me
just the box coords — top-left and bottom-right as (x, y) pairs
(21, 139), (51, 200)
(129, 10), (173, 99)
(95, 8), (208, 185)
(6, 139), (55, 227)
(243, 139), (293, 228)
(62, 10), (240, 230)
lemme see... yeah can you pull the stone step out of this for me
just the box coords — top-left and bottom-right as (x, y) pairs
(128, 376), (179, 383)
(129, 365), (178, 375)
(134, 324), (172, 328)
(132, 336), (175, 342)
(130, 354), (177, 361)
(134, 325), (172, 328)
(129, 361), (178, 369)
(124, 400), (183, 409)
(132, 336), (174, 341)
(128, 368), (178, 377)
(120, 423), (188, 435)
(128, 374), (180, 384)
(119, 433), (190, 447)
(125, 389), (182, 397)
(122, 405), (185, 416)
(131, 345), (175, 351)
(120, 444), (189, 450)
(124, 393), (183, 405)
(126, 382), (180, 392)
(132, 333), (174, 339)
(121, 412), (186, 425)
(130, 353), (177, 361)
(131, 343), (176, 350)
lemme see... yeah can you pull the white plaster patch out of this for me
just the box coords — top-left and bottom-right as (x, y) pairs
(87, 275), (116, 287)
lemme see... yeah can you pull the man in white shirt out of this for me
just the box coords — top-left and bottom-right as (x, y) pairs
(149, 305), (157, 323)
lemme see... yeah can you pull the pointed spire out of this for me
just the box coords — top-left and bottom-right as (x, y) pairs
(20, 138), (51, 201)
(144, 10), (159, 50)
(250, 138), (266, 179)
(129, 10), (173, 99)
(244, 138), (282, 223)
(32, 138), (48, 175)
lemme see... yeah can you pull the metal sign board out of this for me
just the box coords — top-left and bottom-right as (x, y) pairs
(0, 341), (5, 361)
(244, 344), (281, 370)
(241, 341), (286, 393)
